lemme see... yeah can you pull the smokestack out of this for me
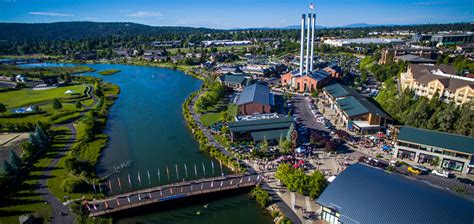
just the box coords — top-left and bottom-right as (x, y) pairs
(310, 13), (316, 71)
(305, 13), (311, 75)
(299, 14), (305, 75)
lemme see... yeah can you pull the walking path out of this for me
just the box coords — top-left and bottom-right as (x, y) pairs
(36, 85), (98, 223)
(37, 123), (76, 224)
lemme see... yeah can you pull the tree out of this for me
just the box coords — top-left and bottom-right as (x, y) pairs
(260, 137), (269, 153)
(454, 103), (474, 137)
(0, 103), (6, 115)
(2, 161), (15, 175)
(8, 150), (22, 170)
(75, 101), (82, 109)
(53, 98), (62, 110)
(20, 141), (36, 158)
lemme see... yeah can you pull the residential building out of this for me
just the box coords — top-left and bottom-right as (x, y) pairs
(228, 116), (294, 142)
(380, 47), (437, 64)
(218, 74), (249, 90)
(317, 163), (474, 224)
(280, 70), (332, 93)
(74, 52), (97, 60)
(400, 64), (474, 105)
(151, 40), (181, 48)
(236, 83), (273, 115)
(322, 84), (392, 134)
(393, 126), (474, 174)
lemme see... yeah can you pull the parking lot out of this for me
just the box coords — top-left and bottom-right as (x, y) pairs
(290, 95), (332, 135)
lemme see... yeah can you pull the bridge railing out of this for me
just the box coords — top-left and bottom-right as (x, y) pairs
(87, 174), (259, 217)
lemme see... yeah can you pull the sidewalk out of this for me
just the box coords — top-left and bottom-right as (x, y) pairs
(247, 160), (321, 224)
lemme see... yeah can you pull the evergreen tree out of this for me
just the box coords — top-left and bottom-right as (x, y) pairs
(2, 161), (15, 175)
(35, 125), (48, 144)
(53, 98), (62, 110)
(8, 150), (22, 169)
(0, 103), (6, 115)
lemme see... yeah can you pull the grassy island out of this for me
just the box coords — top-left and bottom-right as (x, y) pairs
(98, 69), (121, 76)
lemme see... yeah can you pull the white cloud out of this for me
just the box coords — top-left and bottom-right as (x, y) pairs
(84, 17), (97, 20)
(126, 11), (162, 18)
(28, 12), (73, 17)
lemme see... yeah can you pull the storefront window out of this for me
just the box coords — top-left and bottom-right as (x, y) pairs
(442, 159), (464, 172)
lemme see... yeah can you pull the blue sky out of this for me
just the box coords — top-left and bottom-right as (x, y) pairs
(0, 0), (473, 28)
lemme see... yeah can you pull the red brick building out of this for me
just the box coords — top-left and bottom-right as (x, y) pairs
(237, 83), (273, 115)
(280, 70), (332, 93)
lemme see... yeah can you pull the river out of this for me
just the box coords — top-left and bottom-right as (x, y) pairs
(23, 63), (272, 224)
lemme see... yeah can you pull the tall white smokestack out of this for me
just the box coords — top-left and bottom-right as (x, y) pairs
(299, 14), (305, 75)
(305, 13), (311, 75)
(310, 13), (316, 71)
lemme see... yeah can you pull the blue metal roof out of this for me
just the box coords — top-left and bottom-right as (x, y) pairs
(308, 70), (331, 81)
(317, 163), (474, 224)
(236, 83), (271, 106)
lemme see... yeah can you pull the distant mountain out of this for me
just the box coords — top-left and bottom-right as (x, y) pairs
(0, 21), (218, 42)
(341, 23), (377, 28)
(279, 25), (326, 30)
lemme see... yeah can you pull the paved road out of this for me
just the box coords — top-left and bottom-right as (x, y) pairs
(292, 96), (330, 133)
(37, 123), (76, 224)
(88, 175), (258, 215)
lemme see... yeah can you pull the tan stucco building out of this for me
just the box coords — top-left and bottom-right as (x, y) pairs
(400, 64), (474, 105)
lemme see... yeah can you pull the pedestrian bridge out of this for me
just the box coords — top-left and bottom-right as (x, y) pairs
(87, 174), (259, 217)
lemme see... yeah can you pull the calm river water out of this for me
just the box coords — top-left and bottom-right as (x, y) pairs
(23, 63), (272, 224)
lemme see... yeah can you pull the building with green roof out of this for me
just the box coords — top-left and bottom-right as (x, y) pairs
(218, 73), (249, 90)
(322, 83), (392, 135)
(228, 116), (294, 142)
(394, 126), (474, 174)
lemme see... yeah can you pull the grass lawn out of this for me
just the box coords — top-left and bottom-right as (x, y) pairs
(0, 85), (86, 125)
(98, 69), (121, 76)
(0, 84), (86, 109)
(200, 112), (222, 126)
(214, 134), (230, 148)
(47, 124), (90, 201)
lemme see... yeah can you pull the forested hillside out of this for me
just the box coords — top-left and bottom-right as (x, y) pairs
(0, 22), (218, 42)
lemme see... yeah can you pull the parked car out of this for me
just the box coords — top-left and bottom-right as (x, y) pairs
(431, 169), (450, 178)
(408, 166), (422, 175)
(456, 177), (474, 186)
(412, 165), (429, 173)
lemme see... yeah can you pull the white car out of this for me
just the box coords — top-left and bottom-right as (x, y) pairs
(431, 169), (450, 178)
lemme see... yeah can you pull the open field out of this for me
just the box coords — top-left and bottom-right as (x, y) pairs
(200, 112), (221, 126)
(0, 85), (86, 109)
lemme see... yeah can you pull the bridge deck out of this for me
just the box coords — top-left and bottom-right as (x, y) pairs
(87, 174), (258, 217)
